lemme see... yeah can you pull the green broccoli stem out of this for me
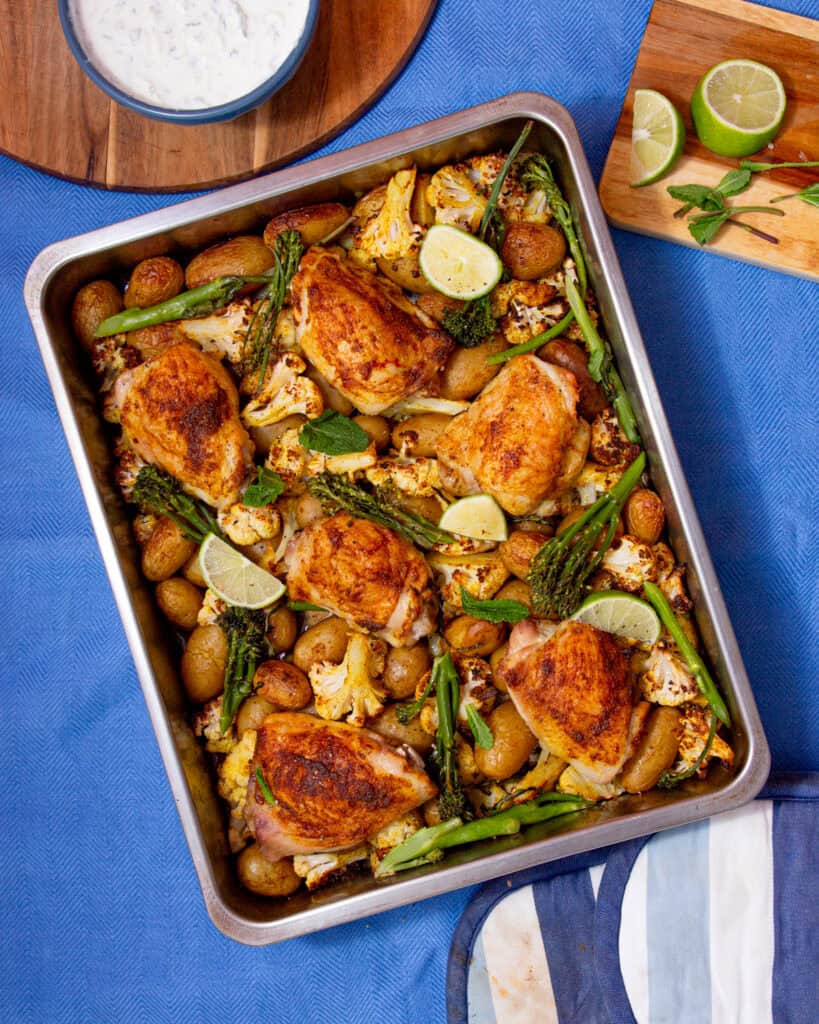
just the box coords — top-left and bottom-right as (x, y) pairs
(218, 607), (268, 733)
(521, 154), (587, 295)
(131, 464), (223, 543)
(485, 310), (574, 365)
(94, 275), (268, 338)
(478, 120), (534, 246)
(435, 652), (466, 819)
(643, 582), (731, 727)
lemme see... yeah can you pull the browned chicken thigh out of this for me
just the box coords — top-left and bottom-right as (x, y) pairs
(291, 247), (453, 414)
(248, 713), (437, 858)
(436, 354), (579, 515)
(113, 342), (252, 508)
(497, 619), (634, 783)
(285, 513), (437, 646)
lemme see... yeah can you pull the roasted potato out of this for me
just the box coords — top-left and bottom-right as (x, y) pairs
(383, 644), (431, 699)
(500, 222), (567, 280)
(155, 577), (203, 631)
(621, 706), (681, 793)
(624, 489), (665, 545)
(126, 322), (188, 361)
(493, 579), (534, 610)
(539, 338), (608, 419)
(141, 517), (196, 582)
(368, 706), (434, 754)
(499, 530), (550, 580)
(352, 415), (391, 452)
(397, 492), (445, 523)
(236, 695), (276, 736)
(124, 256), (184, 308)
(489, 641), (510, 690)
(473, 701), (538, 780)
(376, 254), (434, 293)
(444, 615), (506, 657)
(263, 202), (350, 248)
(416, 291), (465, 325)
(266, 607), (298, 654)
(254, 661), (312, 710)
(292, 616), (348, 674)
(181, 624), (228, 702)
(185, 235), (274, 290)
(236, 846), (302, 897)
(391, 413), (452, 457)
(439, 335), (508, 400)
(71, 280), (123, 352)
(295, 492), (325, 530)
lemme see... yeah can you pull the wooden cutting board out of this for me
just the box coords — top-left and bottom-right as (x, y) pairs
(0, 0), (437, 192)
(599, 0), (819, 281)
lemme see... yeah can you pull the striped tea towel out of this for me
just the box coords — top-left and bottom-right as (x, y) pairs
(447, 774), (818, 1024)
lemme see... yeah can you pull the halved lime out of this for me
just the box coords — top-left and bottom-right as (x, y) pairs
(419, 225), (502, 300)
(438, 494), (508, 543)
(630, 89), (685, 187)
(200, 534), (285, 609)
(570, 591), (661, 645)
(691, 59), (786, 158)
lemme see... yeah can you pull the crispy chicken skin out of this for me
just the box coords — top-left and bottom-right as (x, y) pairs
(436, 354), (579, 515)
(291, 247), (453, 414)
(498, 619), (633, 784)
(115, 342), (252, 508)
(248, 713), (437, 858)
(285, 513), (437, 646)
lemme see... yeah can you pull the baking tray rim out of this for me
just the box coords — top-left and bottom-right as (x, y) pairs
(24, 91), (771, 945)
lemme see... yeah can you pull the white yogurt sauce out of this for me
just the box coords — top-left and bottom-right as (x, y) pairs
(69, 0), (311, 110)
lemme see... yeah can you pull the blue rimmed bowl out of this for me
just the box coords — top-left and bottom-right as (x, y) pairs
(57, 0), (320, 125)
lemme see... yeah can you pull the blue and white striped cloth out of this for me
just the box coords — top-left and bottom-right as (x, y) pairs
(448, 775), (818, 1024)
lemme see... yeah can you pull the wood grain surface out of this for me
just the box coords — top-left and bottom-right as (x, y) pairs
(0, 0), (437, 192)
(599, 0), (819, 281)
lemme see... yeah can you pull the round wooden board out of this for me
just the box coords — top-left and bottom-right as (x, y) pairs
(0, 0), (437, 192)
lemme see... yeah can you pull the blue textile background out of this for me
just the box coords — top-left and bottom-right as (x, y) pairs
(0, 1), (817, 1021)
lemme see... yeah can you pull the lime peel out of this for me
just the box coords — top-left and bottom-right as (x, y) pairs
(419, 225), (503, 301)
(438, 494), (508, 543)
(630, 89), (685, 187)
(200, 534), (285, 609)
(570, 590), (661, 645)
(691, 59), (786, 158)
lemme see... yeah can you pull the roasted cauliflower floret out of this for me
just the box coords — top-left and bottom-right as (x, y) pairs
(671, 705), (734, 777)
(93, 334), (140, 396)
(242, 352), (324, 427)
(293, 847), (370, 890)
(218, 501), (282, 547)
(427, 164), (487, 232)
(305, 444), (379, 477)
(197, 587), (229, 627)
(178, 300), (252, 365)
(427, 551), (510, 609)
(640, 642), (702, 706)
(113, 447), (147, 501)
(364, 456), (442, 496)
(557, 765), (622, 801)
(217, 727), (257, 812)
(309, 633), (388, 726)
(368, 810), (425, 872)
(192, 695), (235, 754)
(265, 426), (308, 492)
(352, 168), (423, 262)
(456, 657), (499, 730)
(601, 535), (659, 593)
(534, 462), (626, 516)
(467, 153), (542, 223)
(590, 408), (641, 468)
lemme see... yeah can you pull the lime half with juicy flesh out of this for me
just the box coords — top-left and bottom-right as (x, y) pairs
(438, 494), (508, 543)
(570, 590), (661, 645)
(630, 89), (685, 187)
(419, 224), (503, 300)
(690, 59), (786, 158)
(200, 534), (285, 609)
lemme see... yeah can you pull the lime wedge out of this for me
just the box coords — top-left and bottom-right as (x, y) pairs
(570, 591), (661, 645)
(630, 89), (685, 187)
(438, 494), (508, 542)
(691, 59), (786, 158)
(419, 225), (502, 300)
(200, 534), (285, 609)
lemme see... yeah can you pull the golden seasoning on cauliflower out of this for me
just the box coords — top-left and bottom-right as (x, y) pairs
(178, 300), (252, 366)
(641, 642), (701, 707)
(671, 705), (734, 778)
(533, 462), (626, 517)
(293, 847), (370, 891)
(353, 168), (423, 262)
(364, 456), (443, 496)
(455, 657), (498, 729)
(217, 726), (258, 853)
(265, 427), (308, 492)
(601, 536), (659, 592)
(241, 352), (324, 428)
(368, 811), (425, 873)
(427, 550), (510, 609)
(466, 153), (537, 224)
(590, 408), (642, 468)
(507, 749), (566, 800)
(218, 501), (282, 547)
(309, 633), (388, 726)
(427, 164), (487, 233)
(192, 696), (235, 754)
(557, 765), (624, 802)
(197, 588), (228, 627)
(305, 444), (379, 478)
(94, 334), (140, 397)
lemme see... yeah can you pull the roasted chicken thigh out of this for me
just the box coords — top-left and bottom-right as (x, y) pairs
(285, 513), (437, 646)
(436, 354), (579, 515)
(248, 713), (437, 858)
(291, 247), (452, 414)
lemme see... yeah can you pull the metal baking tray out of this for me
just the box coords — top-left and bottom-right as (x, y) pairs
(24, 92), (770, 945)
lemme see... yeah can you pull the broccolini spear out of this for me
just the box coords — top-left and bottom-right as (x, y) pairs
(528, 451), (646, 618)
(431, 652), (469, 821)
(131, 464), (223, 543)
(306, 473), (455, 549)
(218, 606), (268, 733)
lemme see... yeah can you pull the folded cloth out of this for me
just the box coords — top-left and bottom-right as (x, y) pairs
(447, 774), (818, 1024)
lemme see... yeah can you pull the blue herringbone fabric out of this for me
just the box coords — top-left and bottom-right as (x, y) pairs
(1, 2), (817, 1021)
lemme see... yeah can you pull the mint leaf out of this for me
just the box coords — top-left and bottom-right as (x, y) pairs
(667, 184), (722, 210)
(243, 466), (285, 507)
(688, 212), (729, 245)
(460, 586), (529, 623)
(298, 410), (370, 456)
(466, 704), (494, 749)
(715, 168), (752, 197)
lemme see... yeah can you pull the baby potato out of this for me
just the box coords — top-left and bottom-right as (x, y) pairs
(500, 222), (567, 280)
(489, 641), (509, 691)
(559, 508), (623, 548)
(141, 516), (196, 582)
(439, 335), (508, 400)
(368, 706), (434, 755)
(621, 706), (681, 793)
(493, 579), (533, 610)
(411, 172), (436, 227)
(376, 254), (434, 294)
(305, 365), (354, 415)
(71, 279), (123, 352)
(254, 660), (312, 710)
(539, 338), (608, 420)
(624, 489), (665, 545)
(499, 530), (550, 580)
(185, 235), (274, 290)
(181, 624), (228, 703)
(124, 256), (184, 308)
(416, 291), (464, 325)
(263, 202), (350, 248)
(455, 735), (483, 786)
(266, 607), (298, 653)
(391, 413), (452, 457)
(237, 846), (302, 898)
(251, 414), (308, 456)
(126, 322), (188, 361)
(398, 492), (445, 523)
(352, 415), (391, 452)
(236, 695), (276, 736)
(155, 577), (203, 631)
(383, 644), (431, 699)
(293, 616), (348, 674)
(473, 701), (537, 781)
(295, 492), (326, 530)
(444, 615), (506, 657)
